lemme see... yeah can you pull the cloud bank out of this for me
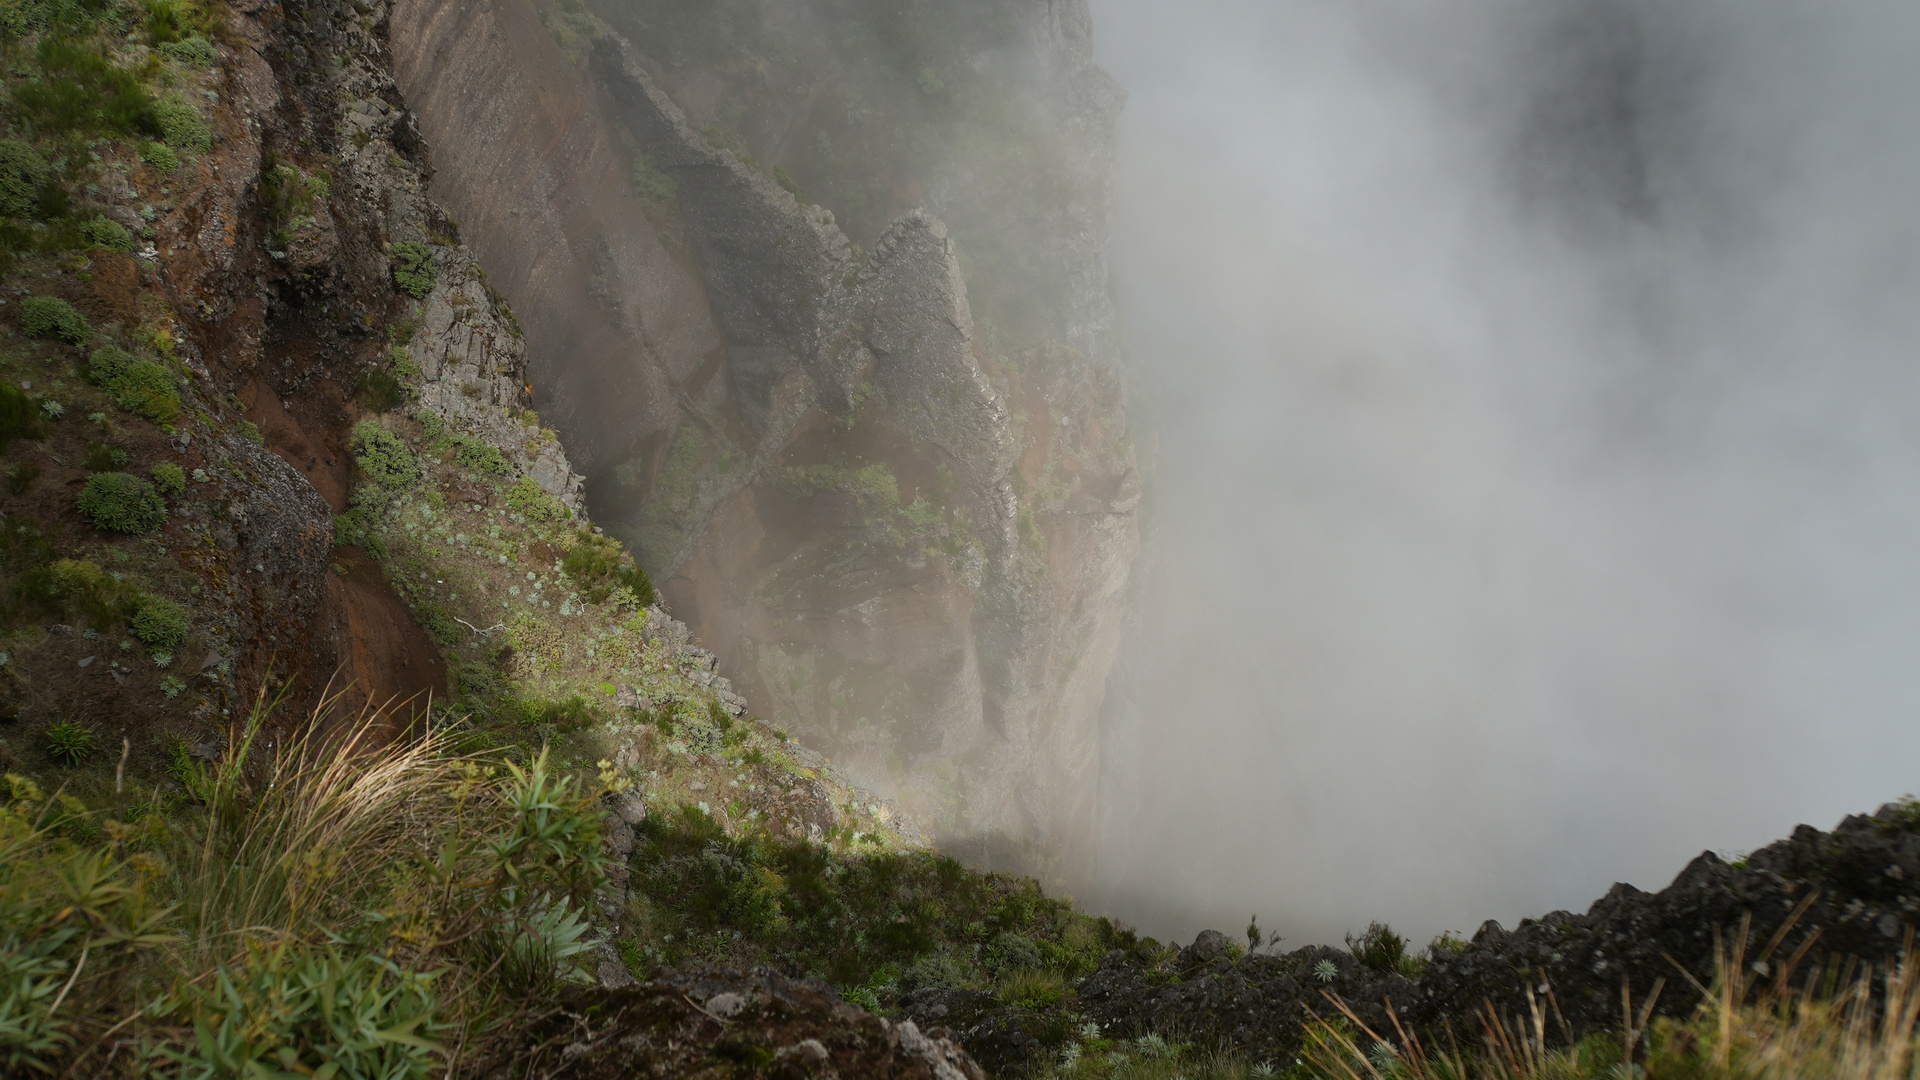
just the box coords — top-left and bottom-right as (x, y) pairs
(1085, 0), (1920, 946)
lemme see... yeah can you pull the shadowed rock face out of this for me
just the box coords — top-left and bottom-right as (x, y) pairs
(388, 0), (1138, 875)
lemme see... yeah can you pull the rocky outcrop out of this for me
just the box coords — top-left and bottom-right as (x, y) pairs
(507, 969), (985, 1080)
(1047, 805), (1920, 1070)
(388, 0), (1140, 876)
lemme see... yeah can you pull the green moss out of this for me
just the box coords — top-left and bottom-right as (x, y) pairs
(351, 420), (421, 491)
(20, 295), (89, 345)
(130, 593), (190, 649)
(390, 240), (438, 299)
(89, 345), (182, 427)
(77, 471), (166, 533)
(0, 140), (50, 218)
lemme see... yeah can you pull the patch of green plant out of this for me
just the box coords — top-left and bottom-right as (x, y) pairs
(6, 461), (40, 493)
(389, 239), (437, 299)
(1346, 921), (1422, 979)
(77, 471), (166, 532)
(0, 383), (48, 451)
(150, 460), (186, 495)
(506, 476), (569, 523)
(144, 0), (213, 44)
(559, 529), (654, 605)
(628, 806), (1121, 989)
(139, 139), (179, 173)
(79, 214), (132, 251)
(150, 93), (211, 153)
(156, 34), (213, 66)
(130, 593), (189, 649)
(82, 441), (128, 470)
(20, 295), (89, 345)
(89, 345), (182, 426)
(350, 420), (421, 490)
(359, 367), (405, 411)
(0, 140), (50, 218)
(13, 37), (156, 139)
(631, 153), (676, 204)
(41, 718), (96, 765)
(161, 944), (446, 1078)
(261, 159), (330, 244)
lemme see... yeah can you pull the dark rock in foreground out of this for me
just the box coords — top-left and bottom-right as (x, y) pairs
(511, 969), (984, 1079)
(1069, 803), (1920, 1066)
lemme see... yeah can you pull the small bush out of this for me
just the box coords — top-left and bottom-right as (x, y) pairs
(1347, 921), (1418, 978)
(151, 461), (186, 495)
(83, 442), (129, 471)
(0, 140), (50, 218)
(14, 38), (155, 139)
(350, 420), (420, 490)
(506, 477), (569, 523)
(80, 215), (133, 251)
(21, 295), (90, 345)
(151, 94), (212, 153)
(451, 435), (511, 477)
(140, 140), (179, 173)
(360, 368), (405, 411)
(7, 462), (40, 494)
(156, 35), (214, 66)
(42, 719), (96, 765)
(389, 240), (438, 299)
(131, 594), (190, 648)
(0, 383), (47, 450)
(90, 346), (182, 426)
(77, 471), (167, 532)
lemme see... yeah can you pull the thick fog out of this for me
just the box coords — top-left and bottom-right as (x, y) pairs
(1085, 0), (1920, 947)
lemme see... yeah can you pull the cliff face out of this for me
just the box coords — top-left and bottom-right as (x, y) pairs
(388, 0), (1139, 871)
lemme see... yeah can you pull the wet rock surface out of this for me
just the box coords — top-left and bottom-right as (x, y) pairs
(509, 968), (986, 1079)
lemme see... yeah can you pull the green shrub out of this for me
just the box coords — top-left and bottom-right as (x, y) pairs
(140, 139), (179, 173)
(164, 945), (446, 1078)
(333, 497), (389, 558)
(0, 140), (50, 218)
(451, 435), (511, 477)
(86, 345), (180, 426)
(42, 719), (95, 765)
(90, 345), (182, 426)
(79, 215), (133, 251)
(131, 594), (189, 648)
(14, 38), (156, 139)
(20, 295), (89, 345)
(350, 420), (420, 490)
(389, 240), (437, 298)
(0, 383), (47, 451)
(6, 462), (40, 494)
(150, 93), (211, 153)
(156, 35), (213, 66)
(82, 441), (129, 471)
(360, 368), (404, 411)
(560, 531), (654, 606)
(150, 461), (186, 496)
(12, 556), (127, 628)
(77, 471), (166, 532)
(506, 477), (569, 523)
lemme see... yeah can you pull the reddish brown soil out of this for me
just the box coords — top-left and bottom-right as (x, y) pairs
(323, 545), (447, 723)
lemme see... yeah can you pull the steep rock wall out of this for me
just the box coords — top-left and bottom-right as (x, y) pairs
(387, 0), (1138, 875)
